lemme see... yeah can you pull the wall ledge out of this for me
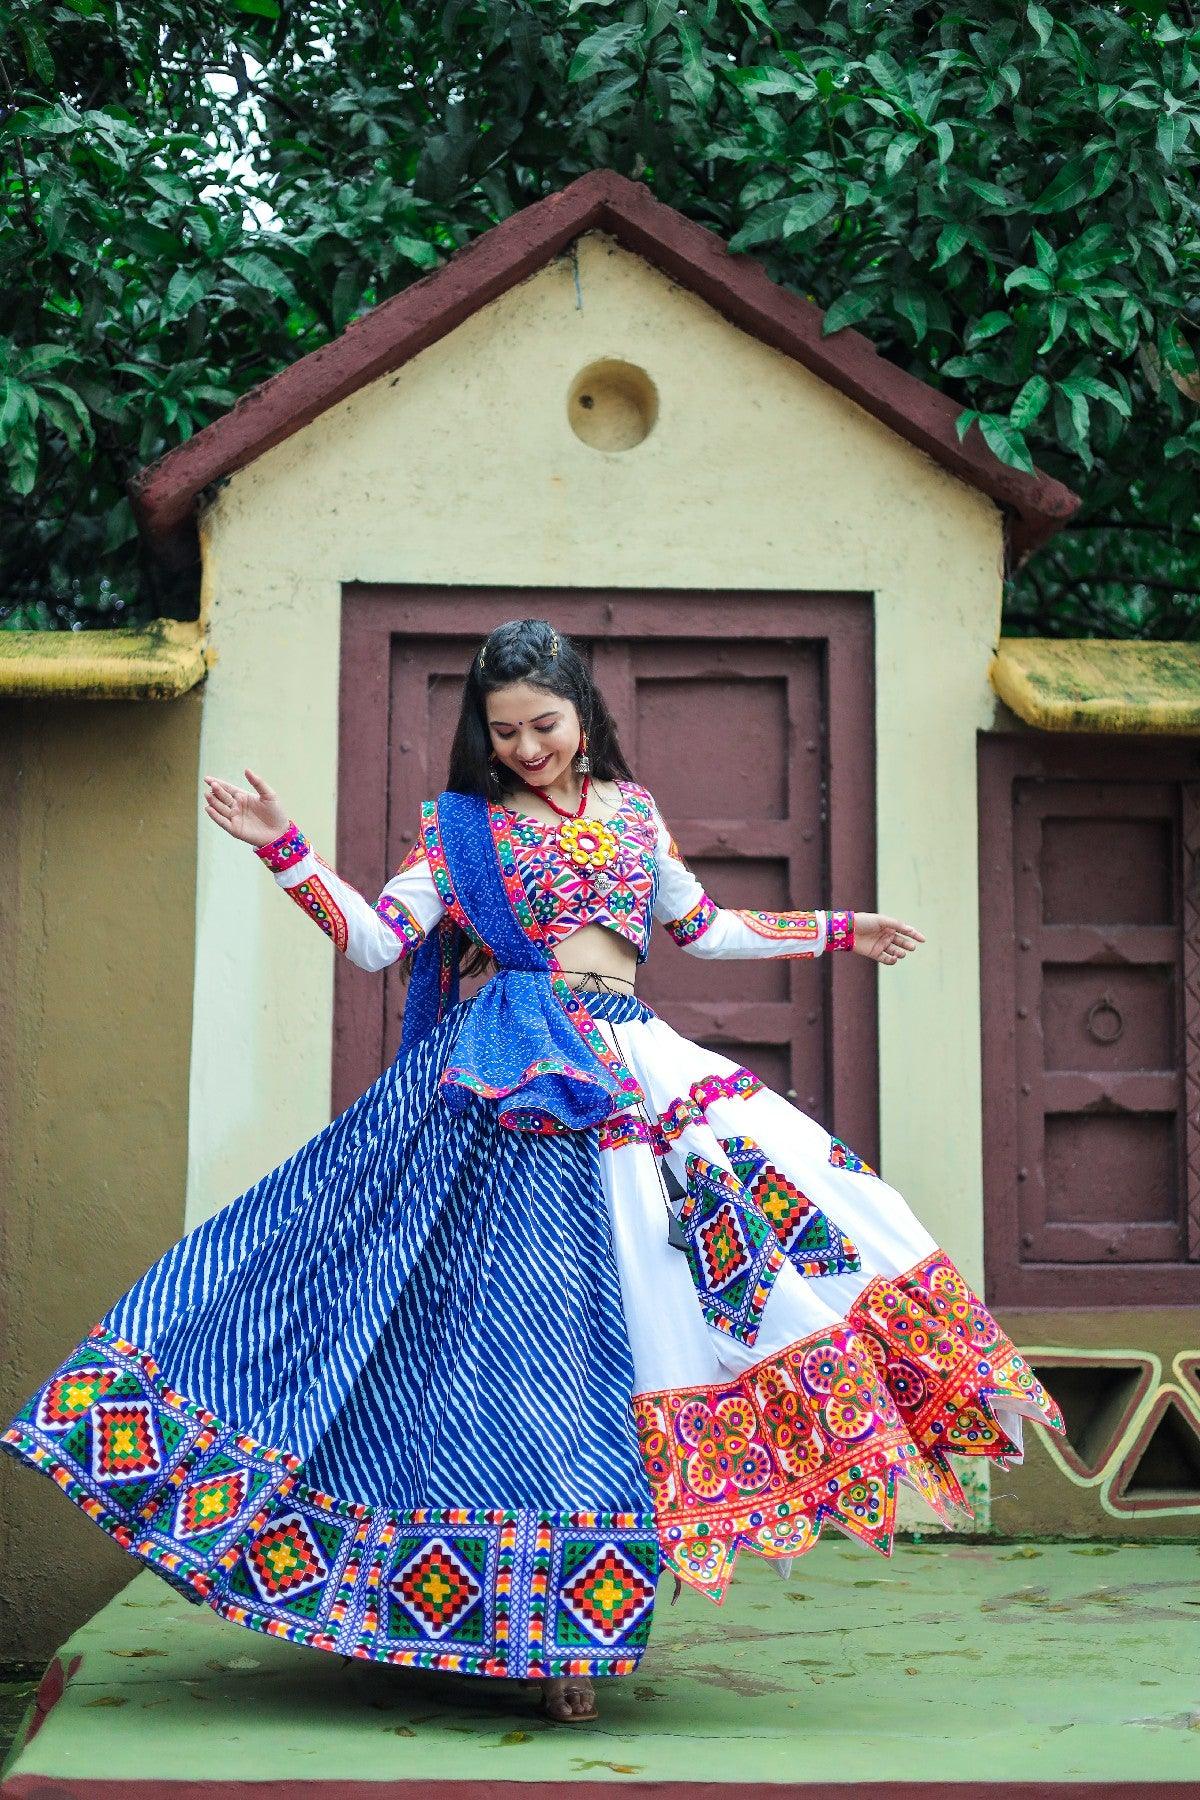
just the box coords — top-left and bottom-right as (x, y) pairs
(991, 637), (1200, 735)
(0, 617), (210, 699)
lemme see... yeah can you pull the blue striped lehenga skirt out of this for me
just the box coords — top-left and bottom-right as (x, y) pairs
(2, 992), (661, 1679)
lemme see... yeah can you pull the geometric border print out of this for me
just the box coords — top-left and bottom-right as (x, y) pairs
(1, 1322), (661, 1680)
(389, 1534), (484, 1640)
(828, 1134), (878, 1176)
(678, 1153), (786, 1346)
(720, 1134), (862, 1278)
(371, 1509), (661, 1677)
(555, 1533), (657, 1653)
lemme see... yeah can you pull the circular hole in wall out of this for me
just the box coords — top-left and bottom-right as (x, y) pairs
(567, 359), (658, 451)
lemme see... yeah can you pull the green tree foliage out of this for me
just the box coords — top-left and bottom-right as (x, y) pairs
(1, 0), (1197, 632)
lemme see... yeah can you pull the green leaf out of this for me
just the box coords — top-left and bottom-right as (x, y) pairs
(16, 21), (54, 83)
(782, 191), (837, 238)
(145, 171), (194, 206)
(933, 223), (968, 268)
(675, 18), (714, 107)
(884, 134), (919, 180)
(576, 71), (638, 127)
(1088, 147), (1122, 201)
(0, 379), (27, 435)
(1026, 3), (1053, 47)
(965, 312), (1012, 348)
(1030, 229), (1057, 274)
(224, 252), (302, 307)
(1029, 155), (1092, 214)
(162, 268), (211, 322)
(567, 23), (637, 82)
(1038, 297), (1070, 352)
(1010, 374), (1051, 428)
(728, 198), (792, 251)
(821, 289), (880, 334)
(735, 0), (777, 36)
(894, 284), (928, 344)
(1061, 371), (1131, 415)
(103, 498), (137, 552)
(1156, 113), (1190, 164)
(234, 0), (280, 15)
(1005, 266), (1053, 294)
(977, 412), (1035, 473)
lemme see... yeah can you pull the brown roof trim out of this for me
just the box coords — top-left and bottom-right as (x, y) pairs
(129, 168), (1080, 564)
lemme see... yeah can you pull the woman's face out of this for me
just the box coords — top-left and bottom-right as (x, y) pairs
(484, 681), (582, 790)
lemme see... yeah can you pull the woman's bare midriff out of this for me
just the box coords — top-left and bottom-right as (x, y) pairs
(550, 922), (639, 993)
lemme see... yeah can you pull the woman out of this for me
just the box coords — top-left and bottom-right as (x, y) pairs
(2, 618), (1063, 1727)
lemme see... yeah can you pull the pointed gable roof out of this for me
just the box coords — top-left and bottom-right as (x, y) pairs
(130, 168), (1078, 568)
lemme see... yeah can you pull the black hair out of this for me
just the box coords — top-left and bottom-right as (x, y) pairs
(446, 617), (633, 799)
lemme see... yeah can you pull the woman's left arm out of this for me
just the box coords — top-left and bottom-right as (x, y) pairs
(649, 800), (923, 964)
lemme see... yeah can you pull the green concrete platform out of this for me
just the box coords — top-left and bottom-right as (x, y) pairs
(3, 1539), (1200, 1797)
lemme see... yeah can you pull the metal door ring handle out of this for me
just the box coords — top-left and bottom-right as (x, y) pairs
(1086, 996), (1123, 1044)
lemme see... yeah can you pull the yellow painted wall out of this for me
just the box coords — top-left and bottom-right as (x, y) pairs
(0, 692), (200, 1659)
(189, 232), (1004, 1352)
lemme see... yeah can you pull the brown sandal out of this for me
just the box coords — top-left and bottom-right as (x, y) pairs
(540, 1675), (598, 1724)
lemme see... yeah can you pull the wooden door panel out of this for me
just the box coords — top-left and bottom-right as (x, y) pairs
(980, 736), (1200, 1307)
(335, 588), (876, 1162)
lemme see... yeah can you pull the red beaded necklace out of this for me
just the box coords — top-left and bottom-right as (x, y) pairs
(521, 768), (591, 820)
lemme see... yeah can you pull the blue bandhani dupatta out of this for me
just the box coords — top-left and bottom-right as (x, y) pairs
(399, 791), (645, 1134)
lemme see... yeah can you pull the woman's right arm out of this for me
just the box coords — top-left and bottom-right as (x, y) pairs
(202, 767), (444, 973)
(253, 822), (445, 972)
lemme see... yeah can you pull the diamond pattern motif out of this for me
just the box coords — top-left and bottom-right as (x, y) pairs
(36, 1367), (118, 1432)
(246, 1512), (330, 1601)
(720, 1135), (862, 1277)
(176, 1469), (249, 1540)
(560, 1543), (656, 1644)
(389, 1537), (483, 1639)
(679, 1154), (785, 1345)
(91, 1398), (162, 1484)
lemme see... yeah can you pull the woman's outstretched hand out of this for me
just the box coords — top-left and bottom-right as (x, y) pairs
(851, 913), (925, 966)
(203, 767), (290, 850)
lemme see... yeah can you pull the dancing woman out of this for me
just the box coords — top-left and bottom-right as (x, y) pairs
(3, 618), (1063, 1726)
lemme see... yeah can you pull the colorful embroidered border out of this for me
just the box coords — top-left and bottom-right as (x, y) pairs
(2, 1324), (660, 1678)
(664, 892), (717, 946)
(732, 908), (823, 953)
(635, 1317), (951, 1602)
(599, 1066), (764, 1154)
(635, 1249), (1066, 1600)
(420, 801), (489, 952)
(374, 894), (427, 955)
(846, 1248), (1066, 1512)
(488, 803), (644, 1113)
(283, 871), (349, 952)
(254, 822), (310, 874)
(827, 909), (855, 952)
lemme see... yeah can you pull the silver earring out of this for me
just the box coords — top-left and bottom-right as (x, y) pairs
(574, 748), (591, 773)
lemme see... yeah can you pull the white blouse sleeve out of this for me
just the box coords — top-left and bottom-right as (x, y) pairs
(251, 820), (445, 973)
(649, 800), (854, 960)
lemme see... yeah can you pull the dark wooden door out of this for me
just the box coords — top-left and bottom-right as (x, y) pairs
(979, 735), (1200, 1306)
(334, 588), (877, 1161)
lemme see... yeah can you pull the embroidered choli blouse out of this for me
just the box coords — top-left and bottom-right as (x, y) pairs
(253, 778), (854, 970)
